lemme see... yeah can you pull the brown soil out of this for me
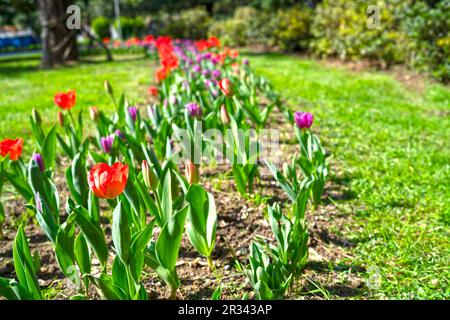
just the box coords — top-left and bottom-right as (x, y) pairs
(0, 109), (364, 300)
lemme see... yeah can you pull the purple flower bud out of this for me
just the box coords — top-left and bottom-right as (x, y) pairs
(196, 56), (202, 64)
(202, 52), (212, 60)
(243, 59), (249, 65)
(204, 79), (211, 88)
(185, 102), (202, 118)
(192, 65), (201, 73)
(202, 69), (210, 77)
(32, 153), (45, 172)
(115, 129), (125, 140)
(211, 57), (219, 65)
(211, 70), (221, 78)
(211, 89), (218, 98)
(128, 106), (138, 122)
(101, 134), (115, 154)
(294, 111), (314, 129)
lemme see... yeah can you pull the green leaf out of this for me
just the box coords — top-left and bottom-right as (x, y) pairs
(112, 201), (131, 264)
(129, 221), (155, 282)
(0, 277), (32, 300)
(41, 125), (57, 170)
(85, 273), (127, 300)
(72, 207), (108, 269)
(55, 218), (81, 288)
(160, 170), (173, 225)
(13, 225), (42, 299)
(185, 185), (217, 257)
(74, 233), (91, 277)
(155, 206), (188, 271)
(135, 177), (162, 226)
(232, 164), (247, 196)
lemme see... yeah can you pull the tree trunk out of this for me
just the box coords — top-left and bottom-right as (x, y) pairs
(37, 0), (79, 69)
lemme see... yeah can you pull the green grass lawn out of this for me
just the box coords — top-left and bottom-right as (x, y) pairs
(0, 53), (153, 144)
(247, 53), (450, 299)
(0, 52), (448, 299)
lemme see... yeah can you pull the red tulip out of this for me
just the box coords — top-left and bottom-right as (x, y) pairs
(0, 138), (23, 161)
(156, 67), (168, 83)
(207, 36), (221, 48)
(195, 40), (209, 52)
(88, 162), (129, 199)
(218, 78), (233, 96)
(148, 86), (158, 97)
(229, 49), (239, 59)
(185, 160), (199, 184)
(54, 90), (76, 110)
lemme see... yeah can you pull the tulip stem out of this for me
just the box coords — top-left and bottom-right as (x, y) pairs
(68, 110), (77, 129)
(169, 287), (177, 300)
(207, 255), (214, 271)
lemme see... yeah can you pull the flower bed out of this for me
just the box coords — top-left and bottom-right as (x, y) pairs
(0, 36), (330, 300)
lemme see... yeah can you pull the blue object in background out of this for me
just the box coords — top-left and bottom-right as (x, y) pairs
(0, 35), (38, 50)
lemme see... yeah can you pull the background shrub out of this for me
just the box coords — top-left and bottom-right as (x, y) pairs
(401, 0), (450, 82)
(158, 6), (211, 39)
(273, 5), (312, 51)
(92, 16), (111, 39)
(208, 6), (275, 47)
(115, 16), (146, 39)
(309, 0), (409, 65)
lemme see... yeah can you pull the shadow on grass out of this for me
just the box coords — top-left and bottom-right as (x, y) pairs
(303, 261), (366, 298)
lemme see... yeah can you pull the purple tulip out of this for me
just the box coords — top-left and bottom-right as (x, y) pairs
(211, 57), (219, 65)
(115, 129), (125, 140)
(32, 153), (45, 172)
(192, 65), (201, 73)
(128, 106), (138, 122)
(202, 52), (212, 60)
(101, 134), (115, 154)
(185, 102), (202, 118)
(211, 70), (221, 78)
(294, 111), (314, 129)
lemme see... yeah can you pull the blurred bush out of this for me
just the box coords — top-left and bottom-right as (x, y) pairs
(273, 5), (312, 51)
(158, 6), (211, 39)
(115, 17), (146, 39)
(401, 0), (450, 82)
(209, 7), (274, 47)
(309, 0), (409, 66)
(92, 16), (111, 39)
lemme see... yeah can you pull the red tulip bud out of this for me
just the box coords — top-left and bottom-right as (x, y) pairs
(220, 105), (230, 125)
(90, 106), (99, 122)
(185, 160), (199, 184)
(57, 111), (65, 127)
